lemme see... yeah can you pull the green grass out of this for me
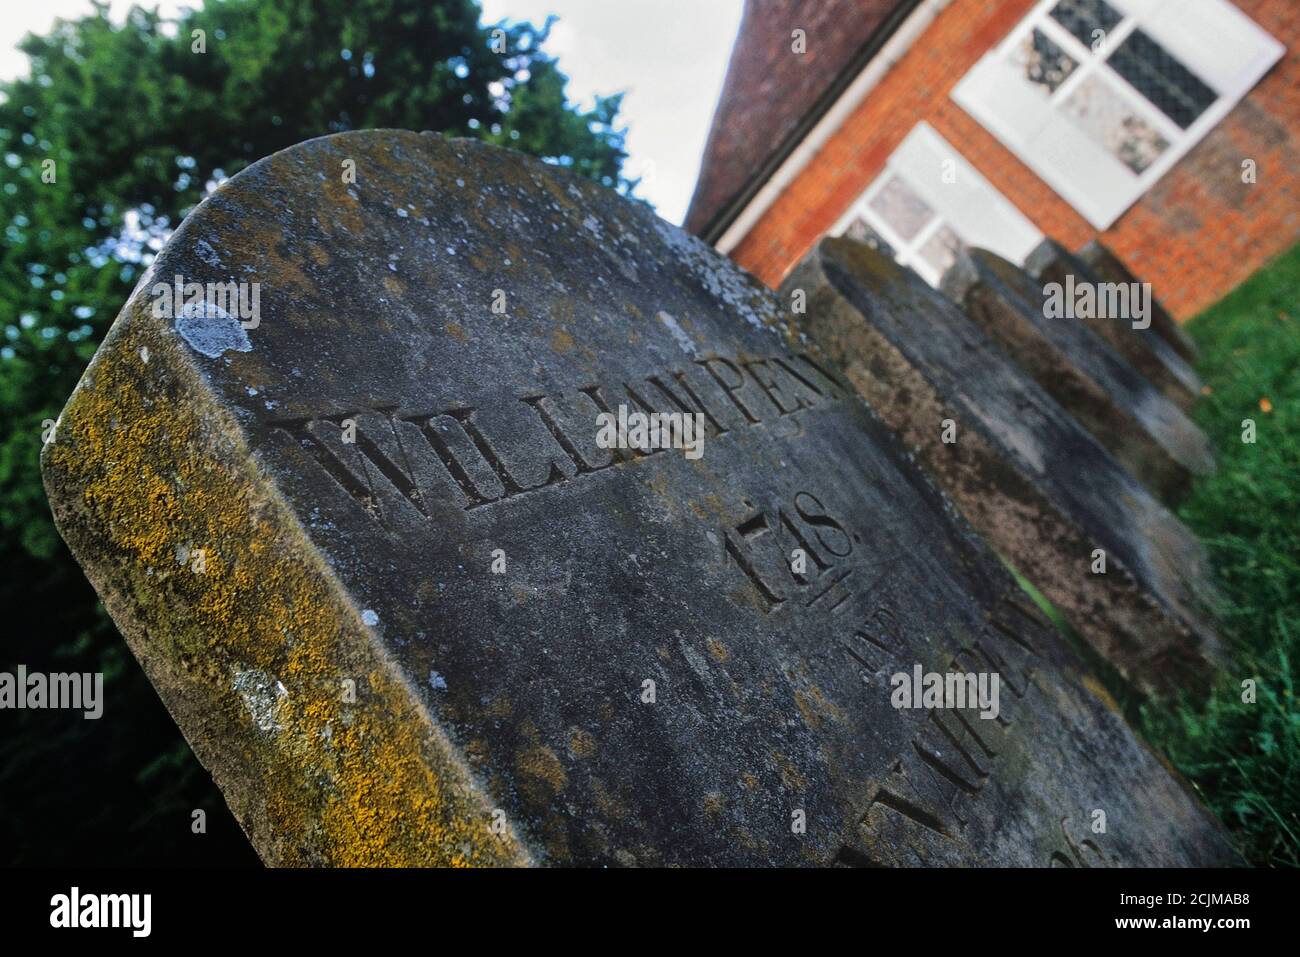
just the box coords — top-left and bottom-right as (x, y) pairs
(1137, 243), (1300, 867)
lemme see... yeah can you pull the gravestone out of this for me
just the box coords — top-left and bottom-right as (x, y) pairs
(43, 131), (1236, 867)
(1026, 240), (1201, 410)
(782, 237), (1222, 699)
(1078, 240), (1197, 363)
(942, 247), (1215, 502)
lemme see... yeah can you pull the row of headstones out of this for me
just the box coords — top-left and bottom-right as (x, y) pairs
(42, 131), (1238, 866)
(784, 236), (1221, 700)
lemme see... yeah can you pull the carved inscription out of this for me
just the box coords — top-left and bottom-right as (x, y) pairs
(844, 592), (1047, 866)
(724, 489), (857, 615)
(720, 487), (1057, 865)
(258, 352), (847, 530)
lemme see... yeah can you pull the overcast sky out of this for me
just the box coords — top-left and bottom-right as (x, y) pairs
(0, 0), (741, 224)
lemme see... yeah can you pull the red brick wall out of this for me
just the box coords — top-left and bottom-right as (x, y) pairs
(728, 0), (1299, 320)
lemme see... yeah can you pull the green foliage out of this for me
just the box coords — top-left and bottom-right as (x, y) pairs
(0, 0), (629, 863)
(1140, 243), (1300, 867)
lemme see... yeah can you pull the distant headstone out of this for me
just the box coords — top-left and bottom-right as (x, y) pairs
(1026, 240), (1201, 409)
(782, 238), (1223, 699)
(1078, 240), (1197, 363)
(43, 132), (1235, 866)
(942, 247), (1214, 502)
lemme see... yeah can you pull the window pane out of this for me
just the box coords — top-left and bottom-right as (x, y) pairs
(917, 223), (964, 278)
(843, 217), (896, 258)
(1010, 27), (1078, 95)
(1061, 74), (1170, 173)
(1107, 28), (1217, 129)
(867, 175), (934, 241)
(1048, 0), (1122, 51)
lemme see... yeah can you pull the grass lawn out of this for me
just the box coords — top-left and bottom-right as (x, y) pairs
(1138, 242), (1300, 867)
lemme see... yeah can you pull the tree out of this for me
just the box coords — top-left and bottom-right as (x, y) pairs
(0, 0), (632, 864)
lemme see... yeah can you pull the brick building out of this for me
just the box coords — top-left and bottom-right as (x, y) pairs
(686, 0), (1296, 319)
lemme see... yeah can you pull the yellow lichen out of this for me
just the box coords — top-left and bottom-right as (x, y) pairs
(43, 297), (531, 867)
(515, 744), (569, 805)
(567, 727), (597, 760)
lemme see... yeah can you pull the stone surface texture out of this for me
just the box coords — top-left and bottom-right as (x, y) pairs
(783, 237), (1223, 699)
(1027, 240), (1202, 410)
(1078, 240), (1198, 363)
(942, 247), (1214, 502)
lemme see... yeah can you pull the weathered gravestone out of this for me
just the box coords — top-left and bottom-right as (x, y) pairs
(1078, 240), (1197, 363)
(782, 238), (1223, 699)
(942, 247), (1215, 502)
(43, 131), (1236, 866)
(1026, 240), (1201, 410)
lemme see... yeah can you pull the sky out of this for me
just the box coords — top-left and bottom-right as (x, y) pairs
(0, 0), (742, 224)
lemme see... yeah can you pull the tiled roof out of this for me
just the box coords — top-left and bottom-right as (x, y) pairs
(684, 0), (914, 238)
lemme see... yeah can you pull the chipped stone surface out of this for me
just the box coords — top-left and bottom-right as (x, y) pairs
(783, 238), (1223, 699)
(1078, 240), (1198, 363)
(1026, 240), (1202, 409)
(942, 247), (1214, 502)
(233, 668), (288, 734)
(174, 301), (253, 358)
(44, 131), (1234, 866)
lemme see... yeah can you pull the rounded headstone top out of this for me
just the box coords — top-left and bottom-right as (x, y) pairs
(142, 130), (797, 426)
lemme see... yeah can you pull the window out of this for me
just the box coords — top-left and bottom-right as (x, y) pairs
(831, 123), (1043, 287)
(1011, 27), (1079, 95)
(1051, 0), (1122, 47)
(1106, 28), (1218, 129)
(952, 0), (1283, 228)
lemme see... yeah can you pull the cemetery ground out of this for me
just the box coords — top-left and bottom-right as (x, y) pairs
(1024, 242), (1299, 868)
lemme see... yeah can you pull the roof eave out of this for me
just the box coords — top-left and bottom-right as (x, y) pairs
(693, 0), (929, 247)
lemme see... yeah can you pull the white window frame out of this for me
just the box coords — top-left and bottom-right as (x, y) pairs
(953, 0), (1284, 228)
(831, 123), (1043, 287)
(835, 176), (955, 287)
